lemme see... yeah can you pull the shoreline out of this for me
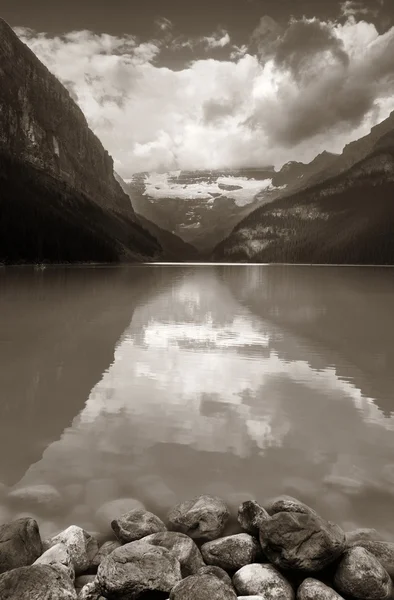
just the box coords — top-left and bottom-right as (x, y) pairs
(0, 493), (393, 599)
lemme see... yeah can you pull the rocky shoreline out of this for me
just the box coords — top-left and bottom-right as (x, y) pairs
(0, 494), (393, 599)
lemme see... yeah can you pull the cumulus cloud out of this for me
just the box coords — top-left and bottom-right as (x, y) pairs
(14, 14), (394, 175)
(340, 1), (376, 17)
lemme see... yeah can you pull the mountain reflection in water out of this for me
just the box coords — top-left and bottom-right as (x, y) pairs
(1, 265), (394, 539)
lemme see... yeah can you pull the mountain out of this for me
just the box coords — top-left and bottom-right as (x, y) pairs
(122, 167), (286, 255)
(272, 151), (339, 190)
(212, 125), (394, 264)
(115, 173), (199, 261)
(0, 19), (162, 264)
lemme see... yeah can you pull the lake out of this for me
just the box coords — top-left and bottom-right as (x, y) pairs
(1, 264), (394, 541)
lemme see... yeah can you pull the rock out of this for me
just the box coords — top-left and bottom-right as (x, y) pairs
(34, 542), (75, 580)
(91, 540), (122, 569)
(168, 495), (230, 541)
(233, 563), (294, 599)
(169, 574), (237, 599)
(298, 578), (345, 600)
(334, 546), (392, 600)
(95, 498), (145, 531)
(237, 501), (270, 535)
(259, 512), (346, 571)
(0, 564), (77, 599)
(197, 565), (232, 586)
(201, 533), (263, 571)
(75, 574), (97, 591)
(264, 495), (317, 516)
(346, 541), (394, 578)
(44, 525), (99, 575)
(78, 580), (102, 600)
(111, 508), (166, 543)
(0, 517), (42, 574)
(143, 531), (205, 577)
(97, 539), (182, 598)
(8, 484), (64, 514)
(346, 529), (382, 545)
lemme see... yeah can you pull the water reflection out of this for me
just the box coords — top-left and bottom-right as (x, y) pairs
(2, 266), (394, 539)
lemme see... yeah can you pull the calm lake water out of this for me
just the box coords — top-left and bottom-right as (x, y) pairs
(1, 264), (394, 540)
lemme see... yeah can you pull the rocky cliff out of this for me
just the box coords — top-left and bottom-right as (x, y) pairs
(0, 19), (162, 263)
(212, 136), (394, 264)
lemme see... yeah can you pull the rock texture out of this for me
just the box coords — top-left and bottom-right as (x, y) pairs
(111, 508), (166, 543)
(298, 578), (345, 600)
(97, 539), (182, 598)
(0, 18), (162, 264)
(334, 546), (393, 600)
(346, 540), (394, 578)
(232, 563), (295, 599)
(237, 500), (270, 535)
(34, 543), (75, 580)
(169, 574), (237, 600)
(0, 564), (77, 599)
(43, 526), (98, 575)
(0, 518), (42, 574)
(259, 512), (346, 571)
(264, 495), (318, 517)
(143, 531), (205, 577)
(168, 495), (230, 541)
(201, 533), (263, 571)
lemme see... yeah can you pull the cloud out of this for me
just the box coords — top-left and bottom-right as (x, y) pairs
(14, 15), (394, 175)
(155, 17), (173, 32)
(340, 1), (377, 17)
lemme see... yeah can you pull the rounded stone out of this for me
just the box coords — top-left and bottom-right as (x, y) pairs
(43, 526), (99, 575)
(0, 518), (42, 574)
(0, 564), (77, 599)
(111, 508), (166, 543)
(143, 531), (205, 577)
(201, 533), (263, 571)
(34, 542), (75, 580)
(264, 495), (317, 517)
(297, 578), (345, 600)
(259, 512), (346, 571)
(233, 563), (295, 599)
(237, 501), (270, 535)
(168, 495), (230, 541)
(346, 540), (394, 578)
(97, 539), (182, 598)
(95, 498), (145, 531)
(334, 546), (393, 600)
(91, 540), (122, 570)
(197, 565), (232, 586)
(8, 484), (64, 514)
(169, 574), (237, 600)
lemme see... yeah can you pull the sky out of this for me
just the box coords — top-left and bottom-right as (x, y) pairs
(4, 0), (394, 175)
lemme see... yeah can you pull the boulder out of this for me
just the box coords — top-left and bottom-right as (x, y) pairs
(0, 564), (77, 599)
(8, 484), (64, 514)
(346, 529), (382, 545)
(34, 542), (75, 580)
(78, 580), (102, 600)
(259, 512), (346, 571)
(298, 578), (345, 600)
(143, 531), (205, 577)
(264, 495), (317, 517)
(197, 565), (232, 586)
(97, 539), (182, 598)
(334, 546), (392, 600)
(169, 574), (237, 599)
(111, 508), (166, 543)
(44, 525), (99, 575)
(0, 517), (42, 574)
(95, 498), (145, 531)
(201, 533), (263, 571)
(168, 495), (229, 541)
(91, 540), (122, 570)
(345, 541), (394, 578)
(233, 563), (294, 599)
(237, 500), (269, 535)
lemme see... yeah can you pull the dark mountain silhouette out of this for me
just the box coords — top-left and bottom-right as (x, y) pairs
(212, 115), (394, 264)
(0, 19), (162, 264)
